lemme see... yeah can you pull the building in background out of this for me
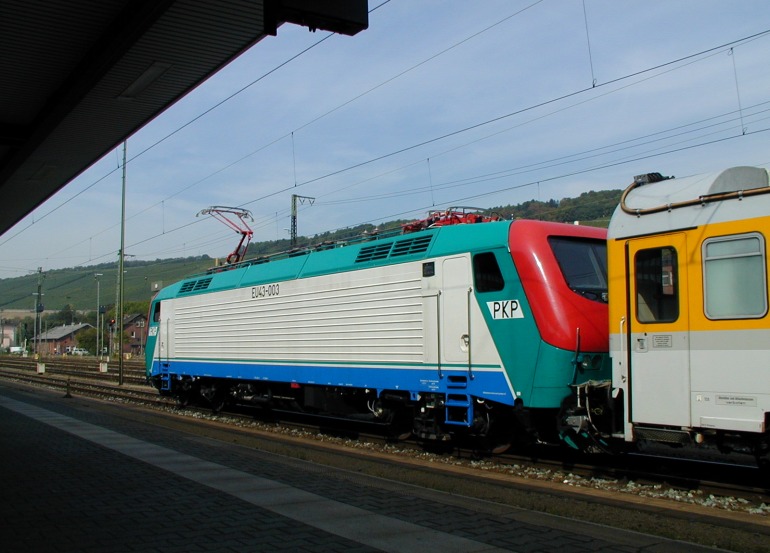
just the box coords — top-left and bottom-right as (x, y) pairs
(109, 314), (148, 358)
(34, 323), (92, 356)
(0, 321), (15, 351)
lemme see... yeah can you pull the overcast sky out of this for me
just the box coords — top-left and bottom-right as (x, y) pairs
(2, 0), (770, 280)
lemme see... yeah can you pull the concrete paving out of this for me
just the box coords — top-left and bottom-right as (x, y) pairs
(0, 384), (724, 553)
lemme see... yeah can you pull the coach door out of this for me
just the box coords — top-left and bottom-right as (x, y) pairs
(626, 234), (691, 427)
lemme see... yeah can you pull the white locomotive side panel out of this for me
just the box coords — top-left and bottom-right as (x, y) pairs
(162, 254), (505, 375)
(170, 262), (426, 364)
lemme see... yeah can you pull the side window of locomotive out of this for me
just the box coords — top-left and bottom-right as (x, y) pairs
(703, 233), (767, 319)
(548, 237), (608, 302)
(634, 247), (679, 323)
(152, 302), (161, 323)
(473, 252), (505, 292)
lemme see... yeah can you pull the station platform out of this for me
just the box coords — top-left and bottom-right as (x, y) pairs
(0, 383), (726, 553)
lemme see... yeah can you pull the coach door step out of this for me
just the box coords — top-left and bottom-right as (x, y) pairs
(445, 393), (472, 426)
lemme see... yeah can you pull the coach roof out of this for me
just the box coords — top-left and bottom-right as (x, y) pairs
(608, 166), (770, 239)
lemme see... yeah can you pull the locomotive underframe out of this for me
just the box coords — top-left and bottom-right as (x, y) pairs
(152, 373), (540, 449)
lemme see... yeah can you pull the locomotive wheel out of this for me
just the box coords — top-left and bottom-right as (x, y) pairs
(385, 406), (413, 441)
(173, 379), (195, 409)
(489, 441), (511, 455)
(389, 428), (413, 441)
(474, 431), (512, 456)
(474, 406), (514, 455)
(211, 397), (226, 414)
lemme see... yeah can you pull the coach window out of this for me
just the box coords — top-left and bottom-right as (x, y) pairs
(703, 233), (767, 319)
(635, 247), (679, 323)
(473, 252), (505, 292)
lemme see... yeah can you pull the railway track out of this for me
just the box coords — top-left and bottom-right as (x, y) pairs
(0, 355), (147, 383)
(494, 446), (770, 511)
(0, 356), (164, 404)
(1, 355), (768, 518)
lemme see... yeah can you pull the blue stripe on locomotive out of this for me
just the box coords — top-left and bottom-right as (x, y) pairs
(148, 358), (515, 404)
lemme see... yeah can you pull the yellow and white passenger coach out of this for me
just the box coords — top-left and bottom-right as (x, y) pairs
(603, 166), (770, 459)
(564, 166), (770, 463)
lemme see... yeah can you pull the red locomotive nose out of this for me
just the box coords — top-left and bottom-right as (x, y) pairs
(508, 220), (608, 353)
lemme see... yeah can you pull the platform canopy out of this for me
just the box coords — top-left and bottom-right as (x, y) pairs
(0, 0), (368, 236)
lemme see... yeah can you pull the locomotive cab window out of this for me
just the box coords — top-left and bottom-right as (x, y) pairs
(635, 247), (679, 323)
(703, 233), (767, 319)
(152, 302), (161, 323)
(473, 252), (505, 292)
(549, 237), (608, 302)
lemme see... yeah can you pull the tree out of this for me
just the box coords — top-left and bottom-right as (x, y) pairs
(124, 300), (150, 316)
(76, 327), (97, 355)
(18, 317), (34, 344)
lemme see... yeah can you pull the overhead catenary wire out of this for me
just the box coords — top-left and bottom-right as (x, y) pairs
(2, 11), (769, 272)
(0, 0), (578, 252)
(318, 101), (770, 207)
(729, 48), (747, 135)
(41, 89), (770, 270)
(109, 123), (770, 265)
(0, 0), (393, 250)
(582, 0), (597, 87)
(287, 28), (770, 191)
(60, 86), (770, 267)
(10, 19), (769, 244)
(315, 127), (770, 241)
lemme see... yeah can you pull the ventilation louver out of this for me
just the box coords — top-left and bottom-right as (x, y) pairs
(355, 235), (433, 263)
(390, 234), (433, 257)
(178, 277), (212, 294)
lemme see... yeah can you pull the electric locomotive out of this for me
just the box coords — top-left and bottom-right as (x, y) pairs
(566, 166), (770, 464)
(145, 209), (610, 449)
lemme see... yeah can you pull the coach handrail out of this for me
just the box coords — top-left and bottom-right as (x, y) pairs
(620, 177), (770, 217)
